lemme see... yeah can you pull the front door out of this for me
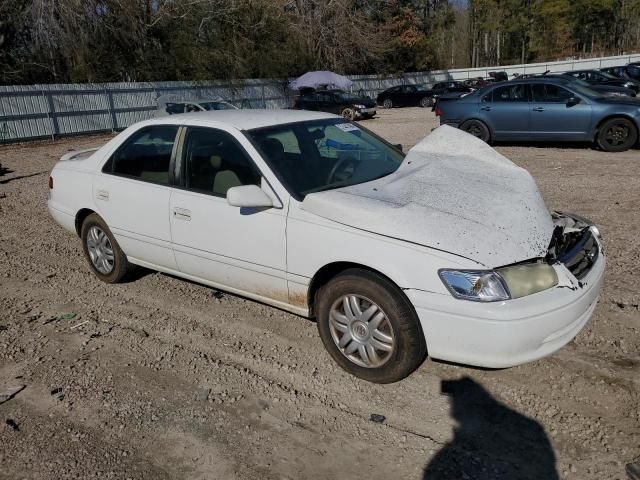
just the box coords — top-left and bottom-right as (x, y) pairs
(169, 126), (289, 303)
(94, 124), (179, 270)
(529, 83), (592, 140)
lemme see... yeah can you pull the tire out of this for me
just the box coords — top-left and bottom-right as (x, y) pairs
(382, 98), (393, 109)
(341, 107), (356, 121)
(460, 119), (491, 143)
(420, 97), (432, 108)
(80, 213), (130, 283)
(596, 117), (638, 152)
(316, 269), (427, 383)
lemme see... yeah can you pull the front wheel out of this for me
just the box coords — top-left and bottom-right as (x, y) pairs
(81, 213), (131, 283)
(460, 119), (491, 143)
(341, 107), (356, 121)
(596, 117), (638, 152)
(382, 98), (393, 109)
(316, 269), (427, 383)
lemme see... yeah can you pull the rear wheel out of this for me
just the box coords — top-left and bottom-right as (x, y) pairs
(316, 269), (427, 383)
(596, 117), (638, 152)
(382, 98), (393, 109)
(420, 97), (432, 108)
(81, 213), (130, 283)
(460, 119), (491, 143)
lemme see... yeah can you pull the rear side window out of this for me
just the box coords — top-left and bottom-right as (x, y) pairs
(103, 125), (178, 185)
(182, 127), (261, 197)
(531, 84), (573, 103)
(491, 84), (529, 102)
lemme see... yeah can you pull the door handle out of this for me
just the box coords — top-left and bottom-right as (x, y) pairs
(480, 106), (491, 111)
(96, 189), (109, 201)
(173, 207), (191, 221)
(533, 107), (545, 112)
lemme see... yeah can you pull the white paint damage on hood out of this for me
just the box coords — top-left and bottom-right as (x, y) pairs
(301, 125), (554, 267)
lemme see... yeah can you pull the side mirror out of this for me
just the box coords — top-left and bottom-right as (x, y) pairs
(226, 185), (273, 208)
(567, 96), (581, 106)
(393, 143), (403, 152)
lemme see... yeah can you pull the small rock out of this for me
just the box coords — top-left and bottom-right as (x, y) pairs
(5, 419), (19, 431)
(196, 388), (210, 402)
(370, 414), (386, 424)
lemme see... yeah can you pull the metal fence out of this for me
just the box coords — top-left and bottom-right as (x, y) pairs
(1, 52), (639, 143)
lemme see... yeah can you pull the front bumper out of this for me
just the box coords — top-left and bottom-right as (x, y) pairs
(357, 107), (376, 117)
(406, 241), (605, 368)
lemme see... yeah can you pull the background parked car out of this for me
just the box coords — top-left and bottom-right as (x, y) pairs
(379, 81), (472, 108)
(435, 77), (640, 152)
(564, 69), (640, 93)
(601, 64), (640, 83)
(376, 84), (432, 108)
(156, 99), (238, 116)
(294, 89), (376, 120)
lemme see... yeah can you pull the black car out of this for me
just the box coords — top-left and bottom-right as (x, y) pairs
(377, 81), (471, 109)
(600, 64), (640, 83)
(565, 69), (640, 93)
(293, 89), (376, 120)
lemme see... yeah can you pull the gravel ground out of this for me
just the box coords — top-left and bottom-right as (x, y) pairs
(0, 108), (638, 480)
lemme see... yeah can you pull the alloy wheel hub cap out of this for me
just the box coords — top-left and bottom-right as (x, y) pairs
(329, 294), (395, 368)
(86, 226), (115, 275)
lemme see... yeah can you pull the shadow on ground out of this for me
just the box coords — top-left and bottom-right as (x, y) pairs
(423, 377), (558, 480)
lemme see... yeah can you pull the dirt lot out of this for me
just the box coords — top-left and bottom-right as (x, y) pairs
(0, 108), (638, 480)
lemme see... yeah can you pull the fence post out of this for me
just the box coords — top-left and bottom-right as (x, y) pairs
(44, 90), (59, 140)
(105, 88), (117, 131)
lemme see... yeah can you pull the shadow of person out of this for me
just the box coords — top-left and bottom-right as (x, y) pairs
(423, 377), (558, 480)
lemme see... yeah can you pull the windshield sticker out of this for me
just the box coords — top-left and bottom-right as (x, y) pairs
(335, 123), (360, 132)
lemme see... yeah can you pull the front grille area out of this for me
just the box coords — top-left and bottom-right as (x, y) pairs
(558, 230), (599, 280)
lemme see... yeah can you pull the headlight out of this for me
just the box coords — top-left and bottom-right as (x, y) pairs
(439, 270), (509, 302)
(497, 263), (558, 299)
(440, 263), (559, 302)
(353, 104), (365, 109)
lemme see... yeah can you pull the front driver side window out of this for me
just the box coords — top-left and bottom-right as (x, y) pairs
(104, 125), (178, 185)
(183, 127), (261, 197)
(531, 84), (573, 103)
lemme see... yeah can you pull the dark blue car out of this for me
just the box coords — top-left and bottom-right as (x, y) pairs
(436, 76), (640, 152)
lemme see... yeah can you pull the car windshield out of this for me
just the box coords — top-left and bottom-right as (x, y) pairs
(199, 101), (236, 111)
(334, 91), (360, 102)
(599, 71), (619, 80)
(563, 78), (606, 99)
(627, 65), (640, 80)
(247, 118), (404, 198)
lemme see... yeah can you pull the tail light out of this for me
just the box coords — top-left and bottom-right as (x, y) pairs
(48, 176), (53, 189)
(434, 105), (442, 117)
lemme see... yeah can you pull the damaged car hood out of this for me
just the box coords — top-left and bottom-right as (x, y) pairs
(301, 125), (554, 267)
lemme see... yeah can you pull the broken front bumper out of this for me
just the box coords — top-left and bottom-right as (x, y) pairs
(405, 226), (605, 368)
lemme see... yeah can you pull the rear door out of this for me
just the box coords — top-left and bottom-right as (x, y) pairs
(399, 85), (417, 106)
(482, 84), (531, 139)
(529, 83), (592, 140)
(94, 125), (179, 269)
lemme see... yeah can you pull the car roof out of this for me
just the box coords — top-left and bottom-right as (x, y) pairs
(143, 108), (339, 130)
(506, 75), (573, 84)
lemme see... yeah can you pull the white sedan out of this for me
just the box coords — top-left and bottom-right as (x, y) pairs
(48, 109), (605, 383)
